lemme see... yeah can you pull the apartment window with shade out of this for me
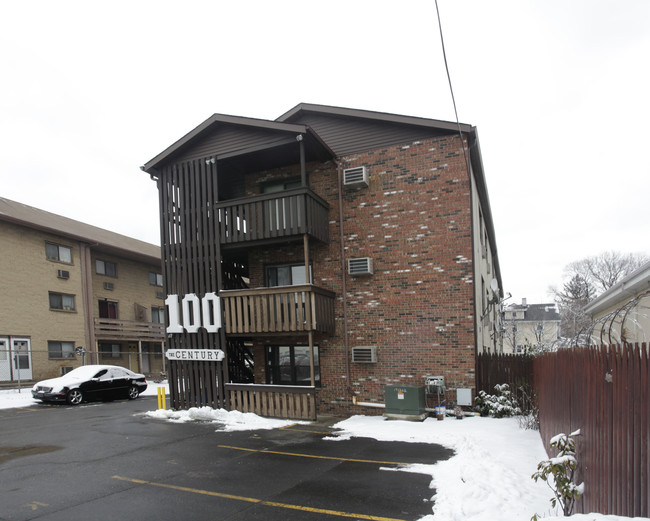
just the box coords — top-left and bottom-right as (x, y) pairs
(48, 341), (75, 359)
(46, 242), (72, 263)
(49, 292), (76, 311)
(96, 259), (117, 277)
(151, 306), (165, 324)
(149, 272), (163, 286)
(266, 263), (312, 287)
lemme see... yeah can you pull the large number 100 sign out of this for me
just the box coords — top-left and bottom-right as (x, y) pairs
(165, 293), (221, 333)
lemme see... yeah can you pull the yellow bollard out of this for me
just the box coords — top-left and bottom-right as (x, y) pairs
(157, 386), (167, 410)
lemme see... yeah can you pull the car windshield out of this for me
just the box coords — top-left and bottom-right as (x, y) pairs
(63, 366), (112, 380)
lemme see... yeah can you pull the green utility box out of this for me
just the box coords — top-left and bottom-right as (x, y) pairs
(384, 385), (427, 421)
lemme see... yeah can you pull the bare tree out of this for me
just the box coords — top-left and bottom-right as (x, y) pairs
(551, 251), (649, 341)
(565, 251), (649, 295)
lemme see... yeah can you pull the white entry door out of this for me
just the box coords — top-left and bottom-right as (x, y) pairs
(11, 338), (32, 381)
(0, 338), (10, 381)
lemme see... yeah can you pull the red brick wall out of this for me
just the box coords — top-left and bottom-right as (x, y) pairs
(243, 134), (476, 416)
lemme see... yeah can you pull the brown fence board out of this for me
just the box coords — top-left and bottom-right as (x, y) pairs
(527, 344), (649, 518)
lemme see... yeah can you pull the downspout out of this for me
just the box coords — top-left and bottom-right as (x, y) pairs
(335, 159), (353, 394)
(465, 132), (480, 392)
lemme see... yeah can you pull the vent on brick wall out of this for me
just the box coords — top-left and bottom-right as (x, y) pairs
(57, 269), (70, 280)
(343, 166), (368, 187)
(352, 346), (377, 363)
(348, 257), (373, 276)
(104, 282), (114, 291)
(60, 366), (73, 375)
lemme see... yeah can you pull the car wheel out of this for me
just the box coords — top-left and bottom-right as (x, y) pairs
(67, 389), (83, 405)
(127, 385), (140, 400)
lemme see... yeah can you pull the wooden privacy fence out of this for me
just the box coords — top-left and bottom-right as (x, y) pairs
(476, 352), (534, 411)
(534, 344), (649, 518)
(226, 383), (317, 421)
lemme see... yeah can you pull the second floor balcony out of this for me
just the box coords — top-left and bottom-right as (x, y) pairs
(94, 318), (165, 342)
(216, 187), (329, 247)
(221, 284), (336, 336)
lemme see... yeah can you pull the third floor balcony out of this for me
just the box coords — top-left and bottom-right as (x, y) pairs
(216, 187), (329, 248)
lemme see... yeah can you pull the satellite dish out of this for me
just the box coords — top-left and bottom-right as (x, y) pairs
(490, 278), (499, 294)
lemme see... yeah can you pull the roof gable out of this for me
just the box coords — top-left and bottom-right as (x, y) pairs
(276, 103), (473, 157)
(143, 113), (333, 173)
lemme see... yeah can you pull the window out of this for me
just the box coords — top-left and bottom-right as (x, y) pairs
(266, 263), (312, 287)
(98, 300), (118, 319)
(265, 345), (320, 386)
(99, 343), (121, 358)
(151, 306), (165, 324)
(48, 341), (75, 359)
(96, 259), (117, 277)
(49, 292), (76, 311)
(149, 272), (163, 286)
(46, 242), (72, 263)
(261, 178), (301, 194)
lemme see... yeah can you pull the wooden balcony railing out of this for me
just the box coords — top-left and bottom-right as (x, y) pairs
(216, 187), (329, 246)
(226, 383), (317, 420)
(221, 284), (336, 335)
(94, 318), (165, 341)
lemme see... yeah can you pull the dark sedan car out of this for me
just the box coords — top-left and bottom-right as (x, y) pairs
(32, 365), (148, 405)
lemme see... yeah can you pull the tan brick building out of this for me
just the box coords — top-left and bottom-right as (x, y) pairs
(0, 198), (165, 383)
(143, 103), (503, 416)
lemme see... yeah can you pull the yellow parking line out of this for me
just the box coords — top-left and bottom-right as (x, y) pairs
(112, 475), (406, 521)
(279, 426), (336, 435)
(218, 445), (410, 466)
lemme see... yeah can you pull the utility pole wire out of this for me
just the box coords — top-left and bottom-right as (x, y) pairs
(434, 0), (470, 174)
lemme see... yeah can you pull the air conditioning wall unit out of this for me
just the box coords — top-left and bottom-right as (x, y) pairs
(348, 257), (373, 276)
(57, 270), (70, 280)
(343, 166), (368, 187)
(104, 282), (114, 291)
(351, 346), (377, 363)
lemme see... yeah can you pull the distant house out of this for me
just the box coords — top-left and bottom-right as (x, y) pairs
(502, 299), (561, 354)
(0, 197), (165, 383)
(142, 103), (503, 416)
(584, 261), (650, 345)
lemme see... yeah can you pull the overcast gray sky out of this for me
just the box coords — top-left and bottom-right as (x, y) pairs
(1, 0), (648, 305)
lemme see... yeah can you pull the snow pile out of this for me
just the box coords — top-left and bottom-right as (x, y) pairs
(144, 406), (302, 431)
(330, 415), (648, 521)
(0, 388), (37, 409)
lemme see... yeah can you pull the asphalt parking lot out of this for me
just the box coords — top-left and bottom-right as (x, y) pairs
(0, 397), (454, 521)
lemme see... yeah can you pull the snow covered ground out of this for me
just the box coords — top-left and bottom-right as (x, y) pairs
(1, 384), (646, 521)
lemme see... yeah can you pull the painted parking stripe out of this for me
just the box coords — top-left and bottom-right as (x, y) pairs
(279, 425), (336, 435)
(218, 445), (411, 466)
(112, 475), (407, 521)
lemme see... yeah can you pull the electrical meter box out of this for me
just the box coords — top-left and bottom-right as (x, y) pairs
(384, 385), (427, 421)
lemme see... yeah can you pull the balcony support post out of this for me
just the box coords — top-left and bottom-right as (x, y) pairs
(138, 340), (143, 374)
(308, 330), (315, 387)
(299, 137), (307, 187)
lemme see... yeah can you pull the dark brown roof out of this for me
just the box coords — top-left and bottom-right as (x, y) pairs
(142, 113), (334, 174)
(140, 103), (501, 292)
(0, 197), (161, 265)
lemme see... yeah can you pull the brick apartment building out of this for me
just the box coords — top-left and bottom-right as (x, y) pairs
(142, 103), (502, 416)
(0, 198), (166, 383)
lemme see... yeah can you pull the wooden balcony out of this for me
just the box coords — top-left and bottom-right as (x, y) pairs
(216, 187), (329, 247)
(94, 318), (165, 342)
(221, 284), (336, 335)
